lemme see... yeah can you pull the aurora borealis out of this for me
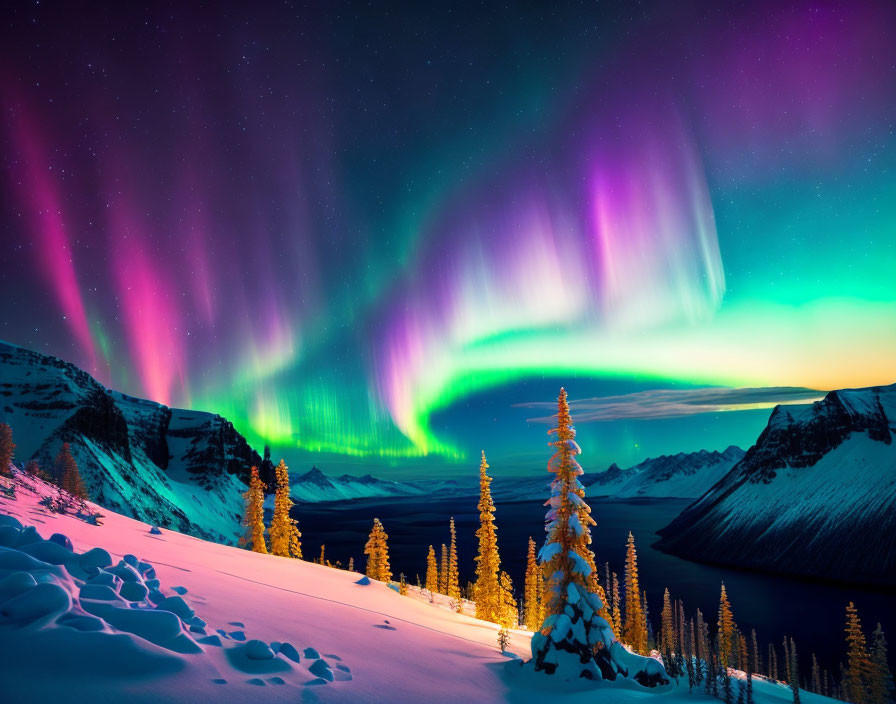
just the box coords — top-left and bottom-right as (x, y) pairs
(2, 2), (895, 477)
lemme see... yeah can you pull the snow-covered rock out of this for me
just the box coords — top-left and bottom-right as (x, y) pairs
(655, 384), (896, 585)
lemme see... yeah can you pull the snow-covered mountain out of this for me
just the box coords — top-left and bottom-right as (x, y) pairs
(0, 341), (259, 543)
(483, 447), (745, 503)
(289, 466), (425, 502)
(655, 384), (896, 585)
(584, 446), (746, 499)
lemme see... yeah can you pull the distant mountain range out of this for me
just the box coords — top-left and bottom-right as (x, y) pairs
(473, 446), (746, 503)
(655, 384), (896, 585)
(0, 341), (258, 543)
(288, 466), (425, 502)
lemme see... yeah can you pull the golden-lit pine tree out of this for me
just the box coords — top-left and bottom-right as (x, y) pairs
(623, 531), (647, 652)
(498, 570), (517, 629)
(269, 459), (302, 558)
(0, 423), (14, 477)
(447, 517), (461, 600)
(523, 536), (543, 630)
(439, 543), (448, 593)
(425, 545), (439, 593)
(241, 466), (268, 554)
(845, 602), (871, 704)
(718, 583), (737, 668)
(475, 451), (502, 622)
(539, 388), (608, 620)
(364, 517), (391, 582)
(55, 442), (88, 502)
(611, 572), (622, 637)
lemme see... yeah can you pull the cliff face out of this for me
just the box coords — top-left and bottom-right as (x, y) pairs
(654, 384), (896, 585)
(0, 341), (261, 543)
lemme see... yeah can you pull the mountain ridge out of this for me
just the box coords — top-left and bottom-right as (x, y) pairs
(654, 383), (896, 585)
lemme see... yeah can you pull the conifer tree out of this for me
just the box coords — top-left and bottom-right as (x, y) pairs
(718, 582), (736, 668)
(439, 543), (448, 593)
(643, 590), (654, 651)
(474, 451), (502, 622)
(611, 571), (622, 635)
(538, 389), (600, 614)
(241, 466), (268, 553)
(531, 389), (646, 681)
(523, 536), (543, 630)
(751, 629), (761, 678)
(319, 544), (326, 565)
(811, 653), (821, 693)
(845, 602), (871, 704)
(661, 587), (675, 659)
(0, 423), (14, 476)
(789, 638), (800, 704)
(269, 459), (302, 558)
(498, 570), (517, 629)
(869, 623), (893, 704)
(447, 517), (460, 600)
(425, 545), (439, 593)
(623, 531), (647, 652)
(770, 643), (778, 680)
(55, 442), (88, 502)
(348, 557), (354, 572)
(364, 518), (391, 582)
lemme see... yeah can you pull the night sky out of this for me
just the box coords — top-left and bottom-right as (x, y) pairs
(2, 1), (895, 478)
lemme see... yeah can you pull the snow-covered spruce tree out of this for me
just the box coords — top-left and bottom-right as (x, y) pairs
(364, 517), (392, 582)
(475, 451), (503, 622)
(447, 516), (461, 601)
(529, 388), (668, 686)
(0, 422), (14, 476)
(425, 545), (439, 593)
(524, 536), (544, 630)
(240, 466), (268, 553)
(269, 459), (302, 558)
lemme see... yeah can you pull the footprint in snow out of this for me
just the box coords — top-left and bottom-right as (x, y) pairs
(228, 621), (245, 627)
(211, 679), (227, 685)
(246, 677), (266, 686)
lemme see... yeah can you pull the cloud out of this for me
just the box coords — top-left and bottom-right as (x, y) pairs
(517, 386), (825, 423)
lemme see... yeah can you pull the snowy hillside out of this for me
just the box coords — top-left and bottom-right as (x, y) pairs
(0, 472), (839, 704)
(289, 467), (425, 503)
(0, 341), (258, 543)
(655, 384), (896, 585)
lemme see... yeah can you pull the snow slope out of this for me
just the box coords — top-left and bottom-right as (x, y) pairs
(655, 384), (896, 585)
(0, 472), (829, 704)
(0, 473), (838, 704)
(0, 340), (257, 543)
(289, 467), (425, 503)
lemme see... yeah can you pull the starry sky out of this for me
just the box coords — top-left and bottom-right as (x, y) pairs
(1, 1), (895, 478)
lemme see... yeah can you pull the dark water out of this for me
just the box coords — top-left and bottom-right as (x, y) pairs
(295, 496), (894, 677)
